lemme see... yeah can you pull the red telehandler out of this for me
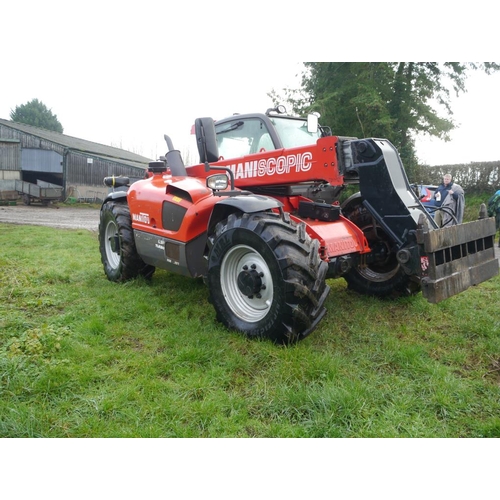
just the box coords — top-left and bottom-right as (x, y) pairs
(98, 106), (499, 343)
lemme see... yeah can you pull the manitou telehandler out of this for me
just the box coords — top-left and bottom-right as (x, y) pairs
(98, 106), (498, 343)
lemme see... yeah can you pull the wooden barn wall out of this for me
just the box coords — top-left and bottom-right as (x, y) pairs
(0, 140), (21, 170)
(65, 151), (146, 187)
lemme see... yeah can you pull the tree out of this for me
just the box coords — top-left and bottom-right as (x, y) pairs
(272, 62), (499, 180)
(10, 98), (64, 133)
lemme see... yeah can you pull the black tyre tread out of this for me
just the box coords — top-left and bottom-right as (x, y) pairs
(99, 201), (155, 282)
(208, 211), (329, 343)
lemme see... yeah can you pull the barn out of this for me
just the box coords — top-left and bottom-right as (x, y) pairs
(0, 118), (153, 203)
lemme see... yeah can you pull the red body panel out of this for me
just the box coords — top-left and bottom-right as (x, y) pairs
(127, 174), (218, 242)
(292, 215), (370, 259)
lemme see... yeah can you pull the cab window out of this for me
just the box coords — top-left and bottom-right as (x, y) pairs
(215, 118), (275, 160)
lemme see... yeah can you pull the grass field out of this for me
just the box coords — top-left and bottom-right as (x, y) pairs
(1, 200), (499, 438)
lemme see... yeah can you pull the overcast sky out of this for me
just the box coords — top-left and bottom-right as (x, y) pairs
(2, 2), (498, 168)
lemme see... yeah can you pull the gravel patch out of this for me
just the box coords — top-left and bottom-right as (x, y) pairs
(0, 204), (100, 232)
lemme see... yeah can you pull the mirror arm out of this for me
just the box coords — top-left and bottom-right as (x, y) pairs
(214, 166), (235, 190)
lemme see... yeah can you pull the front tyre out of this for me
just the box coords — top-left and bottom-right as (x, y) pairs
(99, 200), (155, 282)
(207, 211), (329, 344)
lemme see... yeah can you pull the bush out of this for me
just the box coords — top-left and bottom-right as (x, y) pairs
(416, 161), (500, 194)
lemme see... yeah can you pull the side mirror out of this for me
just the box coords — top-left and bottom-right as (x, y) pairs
(195, 117), (219, 165)
(307, 112), (319, 133)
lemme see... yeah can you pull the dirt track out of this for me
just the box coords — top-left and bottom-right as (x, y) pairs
(0, 204), (100, 232)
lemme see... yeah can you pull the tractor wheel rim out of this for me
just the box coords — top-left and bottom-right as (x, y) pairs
(359, 225), (399, 282)
(220, 244), (273, 323)
(104, 220), (121, 269)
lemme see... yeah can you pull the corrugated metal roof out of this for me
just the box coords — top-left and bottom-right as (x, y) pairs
(0, 118), (153, 168)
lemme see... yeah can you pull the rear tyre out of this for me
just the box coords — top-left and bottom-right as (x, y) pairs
(341, 194), (419, 298)
(207, 211), (329, 343)
(99, 200), (155, 282)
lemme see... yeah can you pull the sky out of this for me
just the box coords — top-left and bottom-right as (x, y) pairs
(413, 69), (500, 166)
(0, 58), (305, 161)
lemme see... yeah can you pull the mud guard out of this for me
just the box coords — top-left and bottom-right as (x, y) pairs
(207, 194), (283, 236)
(102, 190), (128, 204)
(214, 194), (282, 212)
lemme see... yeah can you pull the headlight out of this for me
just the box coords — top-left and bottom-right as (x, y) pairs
(206, 174), (228, 191)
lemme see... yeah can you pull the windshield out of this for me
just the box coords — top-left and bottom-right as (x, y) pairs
(270, 116), (322, 148)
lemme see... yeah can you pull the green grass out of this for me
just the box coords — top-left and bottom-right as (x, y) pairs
(1, 217), (499, 438)
(463, 192), (493, 222)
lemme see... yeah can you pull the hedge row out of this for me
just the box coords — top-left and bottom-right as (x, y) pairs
(413, 161), (500, 193)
